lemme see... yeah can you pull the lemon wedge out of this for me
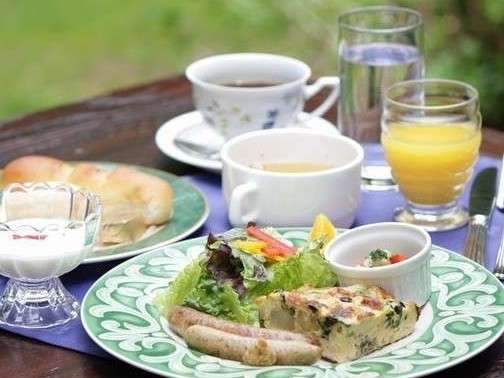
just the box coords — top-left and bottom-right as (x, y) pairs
(309, 214), (337, 246)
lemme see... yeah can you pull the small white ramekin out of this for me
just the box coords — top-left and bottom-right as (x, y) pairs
(325, 222), (432, 305)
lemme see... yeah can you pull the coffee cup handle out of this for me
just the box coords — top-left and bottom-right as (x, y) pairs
(228, 183), (258, 226)
(303, 76), (340, 118)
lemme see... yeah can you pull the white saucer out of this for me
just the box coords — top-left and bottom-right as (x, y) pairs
(155, 110), (340, 172)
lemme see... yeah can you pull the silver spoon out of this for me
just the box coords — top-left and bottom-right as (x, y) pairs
(174, 139), (221, 161)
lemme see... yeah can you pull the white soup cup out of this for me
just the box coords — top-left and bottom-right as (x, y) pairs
(221, 128), (363, 227)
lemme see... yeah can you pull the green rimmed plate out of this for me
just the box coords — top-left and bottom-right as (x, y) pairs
(81, 229), (504, 377)
(0, 162), (209, 263)
(82, 163), (209, 263)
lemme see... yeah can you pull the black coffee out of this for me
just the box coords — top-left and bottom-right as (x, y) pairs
(219, 80), (283, 88)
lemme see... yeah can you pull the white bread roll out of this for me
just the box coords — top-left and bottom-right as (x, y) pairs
(105, 166), (173, 225)
(3, 156), (73, 183)
(3, 155), (173, 227)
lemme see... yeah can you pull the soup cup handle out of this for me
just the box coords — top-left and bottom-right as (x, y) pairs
(228, 183), (258, 226)
(303, 76), (340, 118)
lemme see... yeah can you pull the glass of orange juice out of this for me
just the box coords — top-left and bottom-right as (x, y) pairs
(382, 79), (481, 231)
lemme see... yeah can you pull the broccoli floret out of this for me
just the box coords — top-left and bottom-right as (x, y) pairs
(364, 248), (391, 267)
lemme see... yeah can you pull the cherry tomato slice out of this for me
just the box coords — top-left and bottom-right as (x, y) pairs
(390, 254), (406, 264)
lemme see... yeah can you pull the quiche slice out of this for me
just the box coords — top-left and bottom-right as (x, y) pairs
(255, 285), (419, 362)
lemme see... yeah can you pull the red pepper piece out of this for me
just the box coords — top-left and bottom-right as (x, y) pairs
(261, 246), (290, 257)
(246, 225), (295, 255)
(390, 254), (406, 264)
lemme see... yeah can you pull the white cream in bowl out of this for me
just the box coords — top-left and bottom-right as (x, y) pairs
(0, 218), (89, 280)
(325, 222), (432, 305)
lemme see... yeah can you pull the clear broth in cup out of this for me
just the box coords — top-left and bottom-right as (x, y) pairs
(253, 162), (333, 173)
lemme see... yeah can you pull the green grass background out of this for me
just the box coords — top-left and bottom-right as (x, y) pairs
(1, 0), (503, 128)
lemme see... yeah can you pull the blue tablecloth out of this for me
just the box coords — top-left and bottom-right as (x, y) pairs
(0, 145), (502, 358)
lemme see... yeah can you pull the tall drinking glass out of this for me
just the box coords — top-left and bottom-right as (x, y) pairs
(337, 6), (424, 190)
(382, 79), (481, 231)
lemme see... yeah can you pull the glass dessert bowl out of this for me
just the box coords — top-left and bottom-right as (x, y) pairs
(0, 182), (101, 328)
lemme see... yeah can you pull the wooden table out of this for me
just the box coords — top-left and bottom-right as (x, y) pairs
(0, 75), (502, 377)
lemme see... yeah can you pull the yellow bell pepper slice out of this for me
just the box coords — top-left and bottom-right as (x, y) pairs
(233, 240), (267, 255)
(232, 240), (288, 262)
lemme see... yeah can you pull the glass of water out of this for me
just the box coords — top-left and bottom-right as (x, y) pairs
(337, 6), (424, 190)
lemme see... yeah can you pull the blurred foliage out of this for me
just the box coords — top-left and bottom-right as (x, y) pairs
(0, 0), (502, 128)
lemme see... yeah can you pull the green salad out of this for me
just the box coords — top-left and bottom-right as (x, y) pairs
(155, 223), (338, 325)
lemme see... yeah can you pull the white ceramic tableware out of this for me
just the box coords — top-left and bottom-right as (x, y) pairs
(155, 110), (340, 172)
(325, 222), (432, 305)
(186, 53), (340, 140)
(221, 128), (363, 227)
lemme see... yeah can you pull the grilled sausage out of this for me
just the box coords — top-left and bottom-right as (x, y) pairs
(184, 325), (321, 366)
(168, 305), (317, 345)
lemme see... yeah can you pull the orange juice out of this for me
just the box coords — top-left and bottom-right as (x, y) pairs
(382, 123), (481, 205)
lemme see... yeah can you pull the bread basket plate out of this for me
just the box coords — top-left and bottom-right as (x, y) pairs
(82, 228), (504, 378)
(0, 162), (209, 264)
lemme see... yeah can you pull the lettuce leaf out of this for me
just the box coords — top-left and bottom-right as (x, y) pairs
(154, 258), (202, 315)
(232, 248), (270, 292)
(206, 240), (245, 295)
(247, 239), (338, 297)
(297, 239), (339, 287)
(155, 234), (337, 325)
(184, 272), (258, 324)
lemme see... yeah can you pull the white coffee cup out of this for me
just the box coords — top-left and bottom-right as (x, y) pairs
(186, 53), (340, 140)
(221, 128), (363, 227)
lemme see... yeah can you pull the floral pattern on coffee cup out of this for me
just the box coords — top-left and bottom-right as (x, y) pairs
(196, 97), (254, 136)
(262, 109), (278, 129)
